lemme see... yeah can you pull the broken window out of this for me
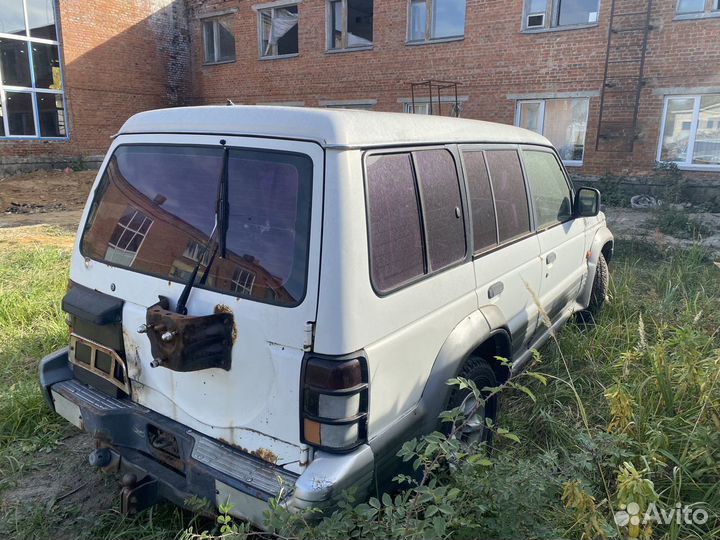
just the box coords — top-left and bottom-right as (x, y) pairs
(408, 0), (466, 42)
(259, 4), (299, 57)
(203, 17), (236, 64)
(523, 0), (599, 30)
(0, 0), (66, 139)
(328, 0), (373, 50)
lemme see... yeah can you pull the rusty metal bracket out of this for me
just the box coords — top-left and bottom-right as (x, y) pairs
(69, 333), (131, 394)
(144, 297), (233, 372)
(120, 474), (159, 516)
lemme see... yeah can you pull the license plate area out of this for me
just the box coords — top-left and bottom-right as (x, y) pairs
(69, 333), (130, 395)
(147, 424), (184, 473)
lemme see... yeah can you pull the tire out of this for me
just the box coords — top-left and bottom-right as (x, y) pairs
(443, 357), (498, 446)
(578, 252), (609, 324)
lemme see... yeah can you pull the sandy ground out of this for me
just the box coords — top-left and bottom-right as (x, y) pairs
(0, 169), (96, 230)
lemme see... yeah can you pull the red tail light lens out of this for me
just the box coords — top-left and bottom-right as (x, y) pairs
(301, 355), (368, 452)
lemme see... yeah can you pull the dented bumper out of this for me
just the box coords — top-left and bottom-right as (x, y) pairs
(38, 348), (375, 526)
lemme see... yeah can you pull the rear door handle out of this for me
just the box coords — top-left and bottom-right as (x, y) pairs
(546, 252), (557, 265)
(488, 281), (504, 299)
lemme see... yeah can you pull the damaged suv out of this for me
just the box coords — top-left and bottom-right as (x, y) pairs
(39, 106), (613, 525)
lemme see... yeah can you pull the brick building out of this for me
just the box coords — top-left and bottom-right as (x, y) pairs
(1, 0), (719, 197)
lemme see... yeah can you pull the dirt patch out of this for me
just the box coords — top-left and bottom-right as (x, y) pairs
(605, 207), (720, 257)
(0, 432), (119, 537)
(0, 170), (95, 230)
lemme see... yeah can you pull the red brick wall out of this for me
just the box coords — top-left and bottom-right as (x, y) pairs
(0, 0), (189, 171)
(186, 0), (720, 180)
(2, 0), (719, 183)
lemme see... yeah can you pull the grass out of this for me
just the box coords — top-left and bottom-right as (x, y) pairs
(0, 226), (718, 539)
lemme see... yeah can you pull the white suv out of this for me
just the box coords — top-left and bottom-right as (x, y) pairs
(39, 106), (613, 525)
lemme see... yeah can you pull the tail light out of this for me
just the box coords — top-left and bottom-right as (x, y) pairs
(300, 355), (368, 453)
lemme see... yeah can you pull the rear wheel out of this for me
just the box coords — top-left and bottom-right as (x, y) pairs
(444, 357), (498, 446)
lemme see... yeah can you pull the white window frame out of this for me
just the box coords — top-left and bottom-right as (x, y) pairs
(406, 0), (467, 44)
(320, 98), (376, 109)
(202, 17), (236, 65)
(326, 0), (374, 51)
(105, 208), (153, 266)
(675, 0), (713, 14)
(232, 268), (256, 296)
(0, 0), (68, 140)
(522, 0), (600, 31)
(514, 98), (590, 166)
(254, 1), (300, 59)
(657, 94), (720, 171)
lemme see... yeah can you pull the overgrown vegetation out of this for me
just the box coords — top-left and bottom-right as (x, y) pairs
(1, 227), (718, 539)
(650, 208), (711, 239)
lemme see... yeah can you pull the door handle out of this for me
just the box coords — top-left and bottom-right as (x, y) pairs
(488, 281), (504, 299)
(546, 252), (557, 264)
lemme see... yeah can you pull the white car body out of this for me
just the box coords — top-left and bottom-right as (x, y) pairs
(40, 106), (613, 525)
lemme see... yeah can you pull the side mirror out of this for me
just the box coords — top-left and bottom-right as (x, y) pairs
(575, 187), (601, 217)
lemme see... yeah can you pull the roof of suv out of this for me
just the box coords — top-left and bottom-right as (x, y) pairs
(117, 106), (551, 149)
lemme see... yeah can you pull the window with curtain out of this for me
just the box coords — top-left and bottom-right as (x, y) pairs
(0, 0), (66, 138)
(658, 94), (720, 168)
(516, 98), (589, 165)
(259, 4), (299, 57)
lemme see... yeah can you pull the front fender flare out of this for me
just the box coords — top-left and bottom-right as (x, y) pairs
(578, 225), (614, 309)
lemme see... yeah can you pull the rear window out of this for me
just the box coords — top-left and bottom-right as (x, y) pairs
(81, 145), (313, 306)
(365, 153), (425, 293)
(365, 148), (465, 294)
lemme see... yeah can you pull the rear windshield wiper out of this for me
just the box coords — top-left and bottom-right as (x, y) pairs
(175, 145), (229, 315)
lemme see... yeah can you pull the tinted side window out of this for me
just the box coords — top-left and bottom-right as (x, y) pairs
(485, 150), (531, 242)
(462, 151), (498, 252)
(522, 150), (573, 229)
(366, 153), (424, 293)
(414, 150), (466, 271)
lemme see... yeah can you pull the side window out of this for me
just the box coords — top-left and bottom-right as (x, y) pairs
(522, 150), (573, 229)
(484, 150), (531, 242)
(414, 149), (466, 271)
(462, 151), (498, 253)
(366, 154), (425, 293)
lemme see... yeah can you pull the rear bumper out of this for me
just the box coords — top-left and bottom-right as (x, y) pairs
(39, 348), (375, 526)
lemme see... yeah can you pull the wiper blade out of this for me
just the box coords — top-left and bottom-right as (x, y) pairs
(175, 146), (229, 315)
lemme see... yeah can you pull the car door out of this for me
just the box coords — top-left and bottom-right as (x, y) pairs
(521, 146), (586, 326)
(460, 145), (542, 356)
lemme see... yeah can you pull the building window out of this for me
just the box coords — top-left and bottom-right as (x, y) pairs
(232, 267), (256, 296)
(105, 207), (153, 267)
(258, 4), (299, 58)
(404, 102), (430, 114)
(676, 0), (720, 14)
(203, 17), (236, 64)
(515, 98), (590, 165)
(0, 0), (66, 139)
(523, 0), (599, 30)
(322, 101), (375, 110)
(658, 94), (720, 168)
(328, 0), (373, 50)
(408, 0), (466, 42)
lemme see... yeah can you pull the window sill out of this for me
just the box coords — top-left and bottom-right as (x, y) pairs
(521, 22), (598, 34)
(673, 11), (720, 21)
(203, 59), (236, 66)
(562, 160), (584, 167)
(673, 163), (720, 171)
(0, 136), (70, 141)
(405, 36), (464, 46)
(325, 45), (374, 54)
(259, 53), (299, 61)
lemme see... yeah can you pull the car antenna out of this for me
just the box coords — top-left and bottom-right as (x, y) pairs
(227, 99), (235, 106)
